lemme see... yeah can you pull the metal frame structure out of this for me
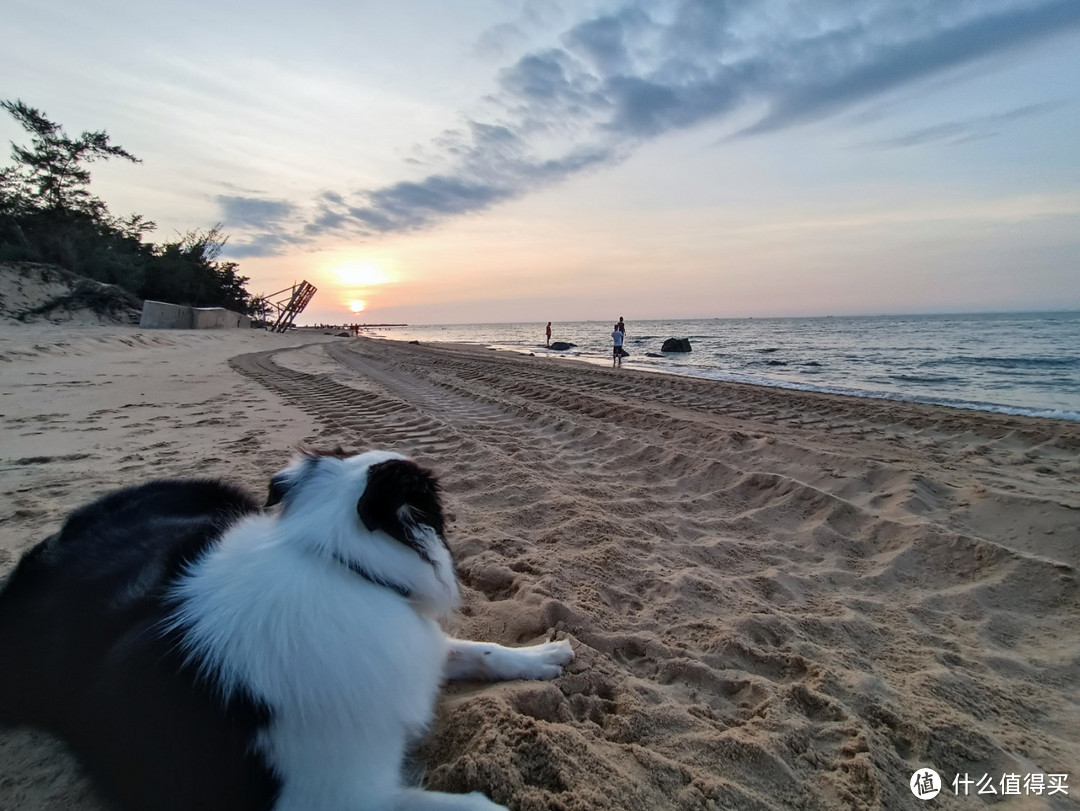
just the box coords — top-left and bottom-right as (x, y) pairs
(254, 281), (317, 333)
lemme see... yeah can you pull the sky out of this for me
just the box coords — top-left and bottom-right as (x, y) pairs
(3, 0), (1080, 325)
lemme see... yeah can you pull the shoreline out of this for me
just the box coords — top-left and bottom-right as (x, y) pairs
(2, 324), (1078, 810)
(378, 334), (1080, 433)
(359, 311), (1080, 423)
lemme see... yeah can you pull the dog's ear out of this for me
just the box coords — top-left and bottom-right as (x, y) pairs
(357, 460), (445, 548)
(265, 471), (292, 507)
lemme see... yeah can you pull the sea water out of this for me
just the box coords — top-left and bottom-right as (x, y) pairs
(365, 312), (1080, 421)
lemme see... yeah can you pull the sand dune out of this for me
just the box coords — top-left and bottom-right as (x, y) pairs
(1, 326), (1077, 810)
(0, 263), (142, 326)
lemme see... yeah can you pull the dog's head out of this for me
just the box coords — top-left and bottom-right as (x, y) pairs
(266, 448), (458, 617)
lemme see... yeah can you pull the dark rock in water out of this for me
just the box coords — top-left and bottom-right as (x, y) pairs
(661, 338), (692, 352)
(408, 340), (420, 345)
(645, 352), (664, 358)
(335, 331), (350, 337)
(549, 342), (576, 351)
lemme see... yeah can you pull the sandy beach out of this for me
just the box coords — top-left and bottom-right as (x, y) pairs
(1, 324), (1077, 810)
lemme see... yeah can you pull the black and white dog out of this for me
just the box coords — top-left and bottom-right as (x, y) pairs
(0, 449), (573, 811)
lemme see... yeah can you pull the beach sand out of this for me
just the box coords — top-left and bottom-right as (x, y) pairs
(1, 324), (1077, 810)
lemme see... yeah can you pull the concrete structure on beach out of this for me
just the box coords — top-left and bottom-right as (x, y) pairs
(139, 300), (250, 329)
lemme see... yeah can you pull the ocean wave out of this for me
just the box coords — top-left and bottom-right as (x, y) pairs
(929, 355), (1079, 369)
(887, 374), (967, 384)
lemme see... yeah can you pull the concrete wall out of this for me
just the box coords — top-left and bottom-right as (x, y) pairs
(192, 307), (251, 329)
(140, 300), (250, 329)
(139, 300), (193, 329)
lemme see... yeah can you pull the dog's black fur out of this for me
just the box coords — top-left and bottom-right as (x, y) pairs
(0, 479), (281, 811)
(0, 454), (572, 811)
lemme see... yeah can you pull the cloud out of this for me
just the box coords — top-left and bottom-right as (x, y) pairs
(857, 102), (1066, 150)
(227, 0), (1080, 249)
(347, 176), (516, 233)
(221, 232), (307, 259)
(474, 22), (529, 59)
(739, 1), (1080, 136)
(215, 180), (269, 196)
(562, 8), (647, 77)
(217, 195), (297, 228)
(217, 195), (303, 258)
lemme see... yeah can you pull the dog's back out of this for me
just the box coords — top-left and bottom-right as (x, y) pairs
(0, 480), (281, 811)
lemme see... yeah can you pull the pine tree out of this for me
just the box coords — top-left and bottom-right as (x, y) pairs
(1, 99), (140, 218)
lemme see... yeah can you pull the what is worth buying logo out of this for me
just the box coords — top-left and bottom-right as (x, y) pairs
(909, 767), (1069, 800)
(910, 768), (942, 800)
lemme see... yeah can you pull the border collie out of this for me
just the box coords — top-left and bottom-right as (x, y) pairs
(0, 449), (573, 811)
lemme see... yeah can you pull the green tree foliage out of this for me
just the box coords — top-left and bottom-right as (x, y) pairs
(144, 227), (254, 312)
(1, 99), (141, 217)
(0, 99), (256, 314)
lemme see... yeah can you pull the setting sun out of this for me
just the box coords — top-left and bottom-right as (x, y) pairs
(348, 300), (366, 313)
(335, 263), (392, 287)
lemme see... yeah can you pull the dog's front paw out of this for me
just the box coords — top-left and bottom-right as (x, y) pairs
(444, 637), (575, 682)
(517, 638), (574, 680)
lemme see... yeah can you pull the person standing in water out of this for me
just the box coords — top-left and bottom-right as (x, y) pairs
(612, 323), (625, 367)
(546, 322), (552, 347)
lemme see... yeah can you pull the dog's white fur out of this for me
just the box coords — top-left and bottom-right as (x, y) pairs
(167, 450), (572, 811)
